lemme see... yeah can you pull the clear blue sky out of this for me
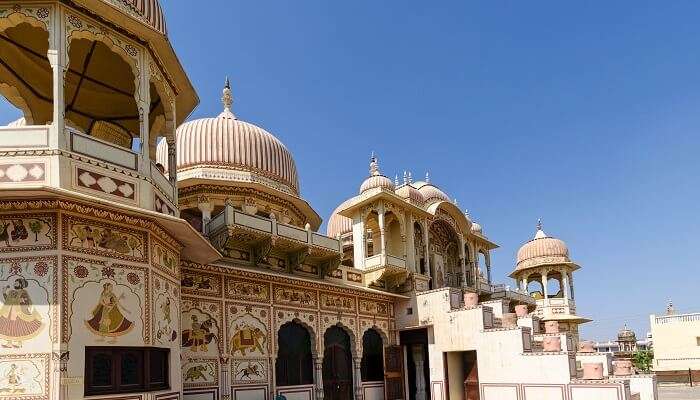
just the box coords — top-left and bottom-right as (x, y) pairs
(2, 1), (699, 340)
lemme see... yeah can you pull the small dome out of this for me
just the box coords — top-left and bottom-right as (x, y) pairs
(418, 183), (450, 203)
(515, 221), (570, 269)
(618, 325), (636, 341)
(471, 221), (483, 234)
(327, 198), (355, 237)
(157, 80), (300, 195)
(359, 155), (394, 193)
(395, 184), (425, 204)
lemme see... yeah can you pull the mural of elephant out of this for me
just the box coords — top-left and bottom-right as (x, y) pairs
(230, 326), (266, 356)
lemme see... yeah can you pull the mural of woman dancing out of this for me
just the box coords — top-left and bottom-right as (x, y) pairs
(86, 282), (133, 342)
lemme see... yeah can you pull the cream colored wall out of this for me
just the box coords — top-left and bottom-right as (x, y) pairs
(650, 313), (700, 371)
(414, 288), (574, 385)
(446, 352), (465, 400)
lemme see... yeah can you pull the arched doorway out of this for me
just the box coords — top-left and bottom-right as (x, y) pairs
(323, 326), (353, 400)
(361, 328), (384, 382)
(276, 322), (314, 387)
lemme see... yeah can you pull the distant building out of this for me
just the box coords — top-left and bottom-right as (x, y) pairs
(650, 303), (700, 374)
(594, 327), (653, 355)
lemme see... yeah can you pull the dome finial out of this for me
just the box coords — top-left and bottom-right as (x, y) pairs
(403, 171), (408, 185)
(666, 299), (675, 315)
(425, 171), (430, 183)
(408, 171), (413, 184)
(369, 153), (380, 176)
(222, 77), (234, 116)
(534, 218), (548, 239)
(394, 174), (399, 186)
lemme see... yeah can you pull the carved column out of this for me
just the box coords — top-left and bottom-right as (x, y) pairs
(562, 270), (570, 300)
(405, 213), (416, 272)
(220, 356), (230, 400)
(353, 356), (364, 400)
(48, 6), (67, 149)
(541, 270), (549, 299)
(53, 349), (68, 400)
(422, 220), (430, 278)
(197, 197), (214, 234)
(459, 235), (467, 287)
(569, 272), (575, 300)
(377, 209), (386, 257)
(412, 345), (426, 400)
(314, 357), (324, 400)
(138, 51), (150, 175)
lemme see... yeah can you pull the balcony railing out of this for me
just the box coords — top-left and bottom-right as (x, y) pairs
(365, 254), (406, 269)
(0, 124), (177, 216)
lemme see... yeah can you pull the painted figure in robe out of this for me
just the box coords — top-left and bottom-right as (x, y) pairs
(0, 278), (43, 348)
(86, 282), (133, 341)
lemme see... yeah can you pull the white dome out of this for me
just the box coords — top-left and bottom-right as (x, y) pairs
(359, 155), (394, 193)
(327, 198), (355, 237)
(396, 184), (425, 204)
(157, 81), (300, 194)
(418, 183), (450, 203)
(515, 222), (571, 271)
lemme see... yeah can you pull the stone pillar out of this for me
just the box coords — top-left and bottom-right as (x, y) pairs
(541, 271), (549, 299)
(459, 236), (467, 287)
(412, 345), (426, 400)
(219, 357), (230, 400)
(48, 7), (67, 149)
(353, 356), (363, 400)
(54, 348), (68, 400)
(378, 210), (386, 257)
(423, 220), (431, 278)
(562, 271), (570, 300)
(521, 277), (527, 292)
(352, 215), (366, 269)
(406, 213), (416, 271)
(569, 272), (575, 300)
(138, 52), (151, 175)
(314, 357), (324, 400)
(197, 197), (214, 234)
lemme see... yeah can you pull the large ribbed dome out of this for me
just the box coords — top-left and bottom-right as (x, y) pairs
(108, 0), (167, 34)
(417, 183), (450, 203)
(515, 222), (570, 269)
(327, 198), (355, 237)
(157, 81), (300, 195)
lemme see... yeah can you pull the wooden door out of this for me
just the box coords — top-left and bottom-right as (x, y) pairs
(323, 327), (353, 400)
(384, 345), (405, 400)
(463, 351), (479, 400)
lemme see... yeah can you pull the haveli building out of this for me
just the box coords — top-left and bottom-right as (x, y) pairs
(0, 1), (657, 400)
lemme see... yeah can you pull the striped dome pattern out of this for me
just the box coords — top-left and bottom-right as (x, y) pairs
(326, 198), (355, 238)
(116, 0), (168, 34)
(158, 110), (300, 194)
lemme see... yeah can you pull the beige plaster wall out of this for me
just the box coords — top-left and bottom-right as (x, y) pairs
(650, 313), (700, 371)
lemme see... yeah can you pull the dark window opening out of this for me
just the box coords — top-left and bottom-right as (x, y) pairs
(361, 329), (384, 382)
(276, 322), (314, 386)
(85, 347), (169, 396)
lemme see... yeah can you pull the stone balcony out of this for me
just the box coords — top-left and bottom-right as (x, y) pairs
(534, 297), (577, 318)
(0, 125), (177, 216)
(207, 204), (343, 276)
(363, 253), (409, 290)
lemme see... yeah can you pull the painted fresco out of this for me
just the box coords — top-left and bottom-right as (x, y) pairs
(359, 299), (389, 317)
(182, 297), (223, 356)
(152, 272), (179, 345)
(0, 214), (55, 253)
(63, 257), (147, 344)
(232, 359), (267, 384)
(224, 276), (269, 302)
(0, 354), (49, 399)
(226, 304), (269, 357)
(0, 257), (56, 348)
(272, 284), (317, 308)
(320, 292), (356, 313)
(151, 239), (179, 277)
(63, 215), (148, 263)
(181, 270), (222, 297)
(182, 358), (218, 389)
